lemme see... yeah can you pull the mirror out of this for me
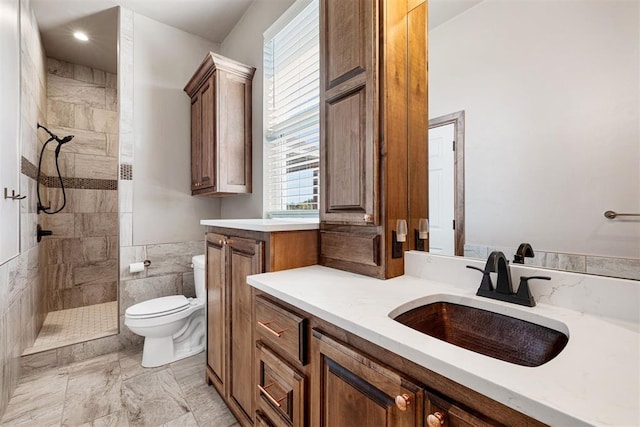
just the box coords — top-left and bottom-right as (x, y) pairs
(0, 0), (22, 264)
(428, 0), (639, 278)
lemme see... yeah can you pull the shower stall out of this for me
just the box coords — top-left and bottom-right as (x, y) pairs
(24, 57), (120, 354)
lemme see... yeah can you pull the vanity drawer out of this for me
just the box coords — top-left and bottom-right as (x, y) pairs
(255, 296), (307, 365)
(256, 341), (306, 427)
(256, 410), (276, 427)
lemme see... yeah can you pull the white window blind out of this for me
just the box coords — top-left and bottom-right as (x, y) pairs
(264, 0), (319, 217)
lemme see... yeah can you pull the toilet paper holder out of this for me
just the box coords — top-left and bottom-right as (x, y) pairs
(129, 260), (152, 274)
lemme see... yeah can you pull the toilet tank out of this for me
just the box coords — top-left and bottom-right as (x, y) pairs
(192, 255), (205, 300)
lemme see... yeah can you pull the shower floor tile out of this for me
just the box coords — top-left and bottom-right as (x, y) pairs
(24, 301), (118, 355)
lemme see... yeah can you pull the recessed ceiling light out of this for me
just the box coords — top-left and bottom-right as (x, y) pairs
(73, 31), (89, 42)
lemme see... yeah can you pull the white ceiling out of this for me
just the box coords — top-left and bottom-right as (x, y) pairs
(32, 0), (254, 73)
(31, 0), (481, 75)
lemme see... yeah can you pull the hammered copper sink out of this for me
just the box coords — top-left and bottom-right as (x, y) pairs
(393, 302), (569, 367)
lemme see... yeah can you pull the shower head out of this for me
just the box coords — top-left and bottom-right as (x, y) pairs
(54, 134), (74, 157)
(58, 135), (74, 144)
(38, 123), (74, 157)
(37, 123), (74, 145)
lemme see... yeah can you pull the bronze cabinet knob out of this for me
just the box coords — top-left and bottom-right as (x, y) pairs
(395, 393), (411, 411)
(427, 411), (445, 427)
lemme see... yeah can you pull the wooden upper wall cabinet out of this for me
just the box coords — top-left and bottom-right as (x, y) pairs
(185, 53), (256, 196)
(319, 0), (428, 279)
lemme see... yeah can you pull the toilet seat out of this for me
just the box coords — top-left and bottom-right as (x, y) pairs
(126, 295), (190, 319)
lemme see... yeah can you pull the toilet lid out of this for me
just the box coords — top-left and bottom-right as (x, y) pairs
(126, 295), (190, 318)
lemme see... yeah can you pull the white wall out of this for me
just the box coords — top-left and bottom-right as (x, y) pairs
(429, 0), (640, 258)
(132, 13), (222, 244)
(219, 0), (295, 219)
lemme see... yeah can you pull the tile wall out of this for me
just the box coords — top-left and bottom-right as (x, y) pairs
(41, 58), (119, 311)
(116, 9), (206, 348)
(464, 244), (640, 280)
(0, 0), (48, 418)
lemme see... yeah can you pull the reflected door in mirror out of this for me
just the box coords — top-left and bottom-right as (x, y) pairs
(428, 123), (455, 255)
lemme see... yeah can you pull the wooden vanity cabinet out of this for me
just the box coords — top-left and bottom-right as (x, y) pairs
(253, 294), (546, 427)
(319, 0), (429, 279)
(185, 53), (255, 196)
(205, 228), (318, 426)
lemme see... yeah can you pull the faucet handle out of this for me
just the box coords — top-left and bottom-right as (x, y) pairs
(516, 276), (551, 307)
(466, 265), (493, 292)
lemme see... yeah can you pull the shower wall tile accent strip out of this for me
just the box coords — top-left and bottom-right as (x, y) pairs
(21, 156), (118, 190)
(120, 163), (132, 180)
(21, 156), (40, 181)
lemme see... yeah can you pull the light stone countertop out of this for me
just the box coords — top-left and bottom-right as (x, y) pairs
(200, 218), (319, 232)
(247, 252), (640, 427)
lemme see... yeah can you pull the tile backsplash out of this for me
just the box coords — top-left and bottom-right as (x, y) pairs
(464, 244), (640, 281)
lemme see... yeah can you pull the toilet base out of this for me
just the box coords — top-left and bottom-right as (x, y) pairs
(140, 312), (206, 368)
(141, 337), (205, 367)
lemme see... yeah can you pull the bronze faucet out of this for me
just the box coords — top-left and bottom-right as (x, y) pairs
(467, 251), (550, 307)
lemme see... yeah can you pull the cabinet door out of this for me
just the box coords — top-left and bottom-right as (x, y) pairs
(312, 330), (423, 427)
(320, 0), (379, 225)
(190, 93), (202, 191)
(228, 236), (264, 422)
(206, 233), (226, 392)
(218, 70), (252, 194)
(200, 76), (216, 191)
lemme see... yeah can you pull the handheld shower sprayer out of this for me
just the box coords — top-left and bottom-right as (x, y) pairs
(37, 123), (74, 156)
(36, 123), (74, 214)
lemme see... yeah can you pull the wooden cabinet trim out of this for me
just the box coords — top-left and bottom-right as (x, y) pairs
(320, 230), (380, 267)
(205, 234), (226, 394)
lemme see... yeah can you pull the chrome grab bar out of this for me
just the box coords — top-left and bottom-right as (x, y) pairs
(604, 210), (640, 219)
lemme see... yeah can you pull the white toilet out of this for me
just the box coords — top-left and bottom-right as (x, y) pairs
(125, 255), (206, 367)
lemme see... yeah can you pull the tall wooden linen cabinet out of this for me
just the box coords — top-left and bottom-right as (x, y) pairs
(319, 0), (428, 279)
(184, 53), (255, 196)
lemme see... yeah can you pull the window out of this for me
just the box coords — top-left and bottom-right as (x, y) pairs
(264, 0), (319, 217)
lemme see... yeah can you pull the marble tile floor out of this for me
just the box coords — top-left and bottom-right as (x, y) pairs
(24, 302), (118, 355)
(0, 349), (239, 427)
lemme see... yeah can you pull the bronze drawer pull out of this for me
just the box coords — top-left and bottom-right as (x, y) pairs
(258, 320), (288, 337)
(258, 383), (287, 408)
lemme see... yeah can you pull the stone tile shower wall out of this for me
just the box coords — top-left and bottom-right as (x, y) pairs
(0, 0), (48, 418)
(41, 58), (119, 311)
